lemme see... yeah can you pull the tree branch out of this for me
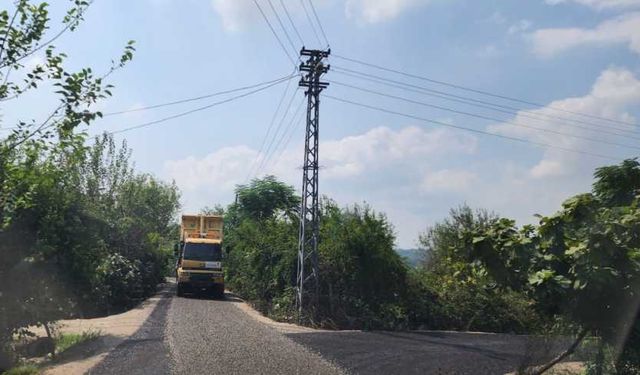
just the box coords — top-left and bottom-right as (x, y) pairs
(0, 0), (94, 69)
(0, 1), (20, 63)
(529, 328), (589, 375)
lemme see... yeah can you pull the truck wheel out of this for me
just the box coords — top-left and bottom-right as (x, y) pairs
(214, 285), (225, 299)
(176, 283), (184, 297)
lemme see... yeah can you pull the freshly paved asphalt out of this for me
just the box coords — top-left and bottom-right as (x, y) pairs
(165, 293), (342, 374)
(89, 283), (567, 374)
(285, 330), (561, 374)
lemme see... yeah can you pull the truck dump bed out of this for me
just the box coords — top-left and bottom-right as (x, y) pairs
(181, 215), (223, 241)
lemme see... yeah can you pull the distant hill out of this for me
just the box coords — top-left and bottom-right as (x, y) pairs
(395, 248), (422, 267)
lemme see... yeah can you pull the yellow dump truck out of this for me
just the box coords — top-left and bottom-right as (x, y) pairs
(175, 214), (224, 298)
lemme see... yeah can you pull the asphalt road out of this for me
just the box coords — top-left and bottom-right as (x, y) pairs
(89, 284), (568, 374)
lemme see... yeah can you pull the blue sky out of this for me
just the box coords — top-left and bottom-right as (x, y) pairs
(5, 0), (640, 247)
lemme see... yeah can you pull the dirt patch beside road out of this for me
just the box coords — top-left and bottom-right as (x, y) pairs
(39, 283), (171, 375)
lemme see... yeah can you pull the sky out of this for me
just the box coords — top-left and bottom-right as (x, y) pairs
(4, 0), (640, 248)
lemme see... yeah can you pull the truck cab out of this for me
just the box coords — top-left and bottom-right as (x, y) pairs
(175, 215), (225, 298)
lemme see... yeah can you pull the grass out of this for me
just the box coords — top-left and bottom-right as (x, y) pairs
(3, 364), (39, 375)
(54, 330), (101, 355)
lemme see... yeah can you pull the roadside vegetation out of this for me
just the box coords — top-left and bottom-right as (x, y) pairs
(53, 331), (100, 356)
(223, 159), (640, 374)
(2, 364), (39, 375)
(1, 1), (638, 375)
(0, 1), (179, 371)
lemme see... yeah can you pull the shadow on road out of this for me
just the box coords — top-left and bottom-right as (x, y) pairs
(88, 285), (174, 375)
(286, 330), (579, 375)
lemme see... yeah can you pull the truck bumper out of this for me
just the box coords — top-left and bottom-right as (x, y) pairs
(177, 278), (224, 298)
(181, 280), (224, 290)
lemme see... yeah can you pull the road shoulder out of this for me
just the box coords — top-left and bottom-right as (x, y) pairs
(40, 283), (171, 375)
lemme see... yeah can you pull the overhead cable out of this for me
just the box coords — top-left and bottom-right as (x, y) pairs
(325, 94), (622, 161)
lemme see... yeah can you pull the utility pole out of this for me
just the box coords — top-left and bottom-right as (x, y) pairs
(296, 47), (330, 316)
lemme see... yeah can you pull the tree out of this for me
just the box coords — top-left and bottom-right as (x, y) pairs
(0, 0), (134, 227)
(593, 158), (640, 206)
(467, 159), (640, 374)
(223, 177), (411, 329)
(418, 204), (497, 275)
(234, 176), (300, 221)
(413, 205), (538, 333)
(318, 200), (408, 329)
(201, 204), (225, 216)
(223, 177), (301, 315)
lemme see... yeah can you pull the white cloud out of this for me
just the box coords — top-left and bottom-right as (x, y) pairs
(530, 12), (640, 57)
(508, 19), (532, 35)
(545, 0), (640, 10)
(168, 126), (476, 190)
(163, 65), (640, 247)
(421, 169), (477, 192)
(345, 0), (433, 24)
(530, 160), (565, 178)
(489, 67), (639, 180)
(259, 126), (477, 182)
(431, 67), (640, 232)
(164, 125), (477, 246)
(164, 145), (257, 192)
(211, 0), (259, 32)
(210, 0), (435, 31)
(317, 126), (476, 179)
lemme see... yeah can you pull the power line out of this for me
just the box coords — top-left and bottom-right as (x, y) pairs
(307, 0), (329, 46)
(96, 75), (295, 138)
(267, 0), (299, 56)
(300, 0), (322, 45)
(325, 94), (622, 161)
(333, 54), (639, 128)
(330, 80), (640, 151)
(273, 106), (304, 170)
(0, 73), (296, 133)
(332, 66), (640, 139)
(253, 0), (296, 66)
(103, 74), (297, 117)
(262, 95), (306, 173)
(255, 86), (300, 176)
(245, 74), (296, 182)
(279, 0), (305, 46)
(333, 66), (640, 136)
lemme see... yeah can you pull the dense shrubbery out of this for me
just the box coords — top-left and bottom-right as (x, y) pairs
(0, 1), (144, 370)
(224, 178), (538, 332)
(317, 201), (408, 329)
(224, 178), (409, 329)
(407, 268), (540, 333)
(1, 134), (180, 329)
(409, 205), (542, 333)
(468, 159), (640, 374)
(224, 162), (640, 374)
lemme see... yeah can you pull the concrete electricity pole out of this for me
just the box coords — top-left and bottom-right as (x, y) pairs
(296, 47), (330, 316)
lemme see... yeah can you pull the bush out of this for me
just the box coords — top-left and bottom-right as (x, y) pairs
(54, 331), (100, 355)
(3, 364), (39, 375)
(93, 254), (144, 312)
(317, 200), (409, 329)
(415, 270), (540, 333)
(411, 205), (542, 333)
(225, 218), (298, 315)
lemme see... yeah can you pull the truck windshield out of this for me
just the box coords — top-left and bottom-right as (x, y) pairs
(183, 243), (222, 261)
